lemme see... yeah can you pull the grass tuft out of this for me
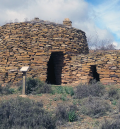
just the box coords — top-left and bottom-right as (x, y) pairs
(55, 104), (78, 123)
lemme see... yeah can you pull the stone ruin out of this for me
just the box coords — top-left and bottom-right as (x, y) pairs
(0, 17), (120, 85)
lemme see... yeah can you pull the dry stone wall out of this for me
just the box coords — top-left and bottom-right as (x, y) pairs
(0, 18), (88, 85)
(0, 18), (119, 86)
(63, 50), (120, 85)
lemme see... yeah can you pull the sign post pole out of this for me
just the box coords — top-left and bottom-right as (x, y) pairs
(20, 66), (29, 96)
(22, 72), (26, 95)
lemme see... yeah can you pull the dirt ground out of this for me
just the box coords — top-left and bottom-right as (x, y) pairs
(0, 91), (118, 129)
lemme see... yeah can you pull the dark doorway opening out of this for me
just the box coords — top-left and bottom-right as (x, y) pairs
(89, 65), (100, 83)
(46, 52), (64, 85)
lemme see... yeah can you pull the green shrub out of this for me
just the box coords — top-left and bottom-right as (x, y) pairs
(39, 83), (52, 94)
(26, 77), (52, 94)
(17, 85), (22, 92)
(64, 87), (74, 96)
(55, 104), (77, 122)
(74, 84), (89, 99)
(80, 96), (110, 118)
(74, 82), (105, 99)
(111, 99), (117, 105)
(89, 82), (105, 96)
(55, 104), (68, 122)
(108, 88), (119, 100)
(16, 80), (23, 93)
(0, 97), (56, 129)
(26, 77), (44, 94)
(52, 86), (74, 96)
(60, 94), (68, 101)
(68, 110), (77, 122)
(0, 84), (15, 95)
(55, 86), (64, 94)
(8, 88), (16, 94)
(118, 99), (120, 112)
(53, 97), (59, 101)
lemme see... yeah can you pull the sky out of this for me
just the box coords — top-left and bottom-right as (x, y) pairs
(0, 0), (120, 49)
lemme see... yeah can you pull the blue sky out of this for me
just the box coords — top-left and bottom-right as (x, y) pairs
(85, 0), (120, 48)
(85, 0), (105, 5)
(0, 0), (120, 49)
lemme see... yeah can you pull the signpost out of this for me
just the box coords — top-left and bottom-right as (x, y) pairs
(20, 66), (29, 96)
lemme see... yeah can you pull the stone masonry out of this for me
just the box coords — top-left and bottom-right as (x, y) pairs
(0, 18), (120, 86)
(65, 50), (120, 85)
(0, 18), (88, 85)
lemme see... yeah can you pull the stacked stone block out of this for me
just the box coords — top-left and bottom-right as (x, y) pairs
(0, 18), (88, 85)
(63, 18), (72, 26)
(61, 51), (120, 85)
(1, 18), (119, 86)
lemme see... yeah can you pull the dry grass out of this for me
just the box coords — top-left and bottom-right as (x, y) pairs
(0, 82), (120, 129)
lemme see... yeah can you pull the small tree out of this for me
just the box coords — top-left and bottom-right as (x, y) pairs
(87, 34), (115, 50)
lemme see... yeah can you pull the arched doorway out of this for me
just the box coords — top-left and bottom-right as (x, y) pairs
(89, 65), (100, 83)
(46, 52), (64, 85)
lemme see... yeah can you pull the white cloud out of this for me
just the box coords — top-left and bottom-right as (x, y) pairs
(73, 19), (114, 48)
(6, 10), (26, 22)
(113, 41), (120, 49)
(0, 0), (90, 24)
(113, 41), (118, 47)
(0, 0), (119, 49)
(24, 0), (89, 22)
(93, 0), (120, 39)
(0, 0), (88, 23)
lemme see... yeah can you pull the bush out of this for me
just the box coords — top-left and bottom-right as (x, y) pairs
(0, 84), (15, 95)
(88, 82), (105, 97)
(80, 96), (110, 117)
(26, 77), (44, 94)
(101, 118), (120, 129)
(108, 88), (119, 100)
(39, 83), (52, 94)
(52, 86), (74, 96)
(74, 84), (89, 99)
(74, 82), (105, 99)
(26, 77), (52, 94)
(54, 86), (64, 94)
(118, 99), (120, 112)
(55, 104), (68, 122)
(68, 105), (78, 122)
(60, 94), (68, 101)
(0, 97), (56, 129)
(68, 110), (77, 122)
(64, 87), (74, 96)
(55, 104), (77, 122)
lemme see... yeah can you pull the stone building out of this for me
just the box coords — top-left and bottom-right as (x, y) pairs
(0, 18), (120, 85)
(0, 18), (88, 85)
(69, 50), (120, 85)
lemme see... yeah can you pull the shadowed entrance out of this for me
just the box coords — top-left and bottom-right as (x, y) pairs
(46, 52), (64, 85)
(89, 65), (100, 83)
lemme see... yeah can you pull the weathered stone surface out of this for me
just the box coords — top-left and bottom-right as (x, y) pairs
(0, 18), (89, 85)
(0, 18), (120, 86)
